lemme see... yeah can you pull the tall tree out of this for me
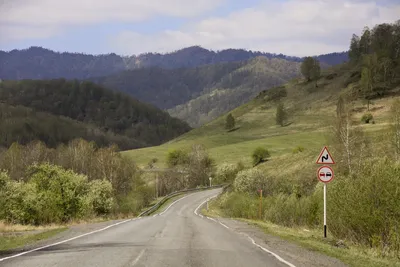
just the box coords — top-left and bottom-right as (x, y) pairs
(301, 57), (314, 81)
(349, 34), (361, 62)
(225, 113), (236, 130)
(359, 27), (371, 55)
(301, 57), (320, 85)
(360, 53), (378, 110)
(275, 102), (287, 127)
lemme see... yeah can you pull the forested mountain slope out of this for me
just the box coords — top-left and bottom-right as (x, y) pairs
(0, 79), (191, 148)
(93, 57), (301, 127)
(0, 46), (347, 80)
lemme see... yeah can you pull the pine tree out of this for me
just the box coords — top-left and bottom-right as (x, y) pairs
(225, 113), (235, 130)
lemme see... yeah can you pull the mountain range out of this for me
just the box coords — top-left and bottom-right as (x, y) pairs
(0, 46), (349, 127)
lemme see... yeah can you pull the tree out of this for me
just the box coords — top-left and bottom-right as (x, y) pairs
(359, 27), (371, 55)
(310, 59), (321, 87)
(301, 57), (314, 81)
(301, 57), (321, 86)
(275, 102), (287, 127)
(349, 34), (361, 62)
(225, 113), (235, 130)
(360, 53), (378, 110)
(252, 147), (271, 166)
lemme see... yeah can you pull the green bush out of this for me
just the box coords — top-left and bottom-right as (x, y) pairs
(329, 158), (400, 256)
(292, 146), (305, 154)
(234, 168), (267, 194)
(166, 149), (189, 167)
(361, 113), (373, 123)
(215, 163), (243, 184)
(27, 164), (90, 224)
(86, 180), (114, 216)
(252, 147), (270, 166)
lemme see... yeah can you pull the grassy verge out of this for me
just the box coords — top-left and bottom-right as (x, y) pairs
(203, 200), (400, 267)
(0, 228), (67, 252)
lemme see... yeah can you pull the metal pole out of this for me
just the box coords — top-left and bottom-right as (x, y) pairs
(209, 177), (212, 187)
(259, 190), (263, 220)
(324, 183), (327, 238)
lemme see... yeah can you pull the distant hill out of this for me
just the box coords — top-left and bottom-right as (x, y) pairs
(0, 79), (191, 148)
(92, 57), (301, 127)
(0, 46), (348, 80)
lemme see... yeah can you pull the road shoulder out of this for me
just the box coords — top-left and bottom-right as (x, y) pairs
(206, 216), (348, 267)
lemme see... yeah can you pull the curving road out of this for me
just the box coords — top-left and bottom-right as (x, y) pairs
(0, 189), (294, 267)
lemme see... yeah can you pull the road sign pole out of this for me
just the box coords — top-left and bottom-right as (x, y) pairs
(259, 189), (263, 220)
(323, 183), (327, 238)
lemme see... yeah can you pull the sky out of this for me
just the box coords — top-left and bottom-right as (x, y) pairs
(0, 0), (399, 57)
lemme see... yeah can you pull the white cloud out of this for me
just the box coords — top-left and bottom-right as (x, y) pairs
(0, 0), (225, 41)
(110, 0), (400, 56)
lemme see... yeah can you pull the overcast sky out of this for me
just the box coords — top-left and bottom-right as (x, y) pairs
(0, 0), (399, 57)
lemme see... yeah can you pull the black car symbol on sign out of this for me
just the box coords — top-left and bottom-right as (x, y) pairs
(326, 172), (332, 178)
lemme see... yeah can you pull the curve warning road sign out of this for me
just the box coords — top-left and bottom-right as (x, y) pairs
(316, 146), (335, 164)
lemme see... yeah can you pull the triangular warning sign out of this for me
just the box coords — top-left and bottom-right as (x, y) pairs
(316, 146), (335, 164)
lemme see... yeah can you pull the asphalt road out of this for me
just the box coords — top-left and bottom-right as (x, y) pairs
(0, 189), (294, 267)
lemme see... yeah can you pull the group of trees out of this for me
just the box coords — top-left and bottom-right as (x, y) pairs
(349, 21), (400, 107)
(0, 139), (153, 224)
(0, 79), (190, 148)
(161, 145), (215, 195)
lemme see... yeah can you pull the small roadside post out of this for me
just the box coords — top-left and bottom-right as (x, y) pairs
(209, 177), (212, 187)
(258, 189), (263, 220)
(316, 146), (335, 238)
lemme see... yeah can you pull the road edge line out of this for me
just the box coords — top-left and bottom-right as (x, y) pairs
(194, 195), (297, 267)
(0, 218), (140, 262)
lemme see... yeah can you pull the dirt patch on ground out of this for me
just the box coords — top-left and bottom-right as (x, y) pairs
(216, 217), (348, 267)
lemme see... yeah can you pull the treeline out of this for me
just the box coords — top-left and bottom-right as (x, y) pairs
(0, 104), (144, 149)
(349, 20), (400, 101)
(0, 139), (153, 225)
(0, 79), (191, 148)
(0, 46), (347, 81)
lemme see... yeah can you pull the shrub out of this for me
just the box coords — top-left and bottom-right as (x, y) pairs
(292, 146), (305, 154)
(361, 113), (373, 124)
(215, 163), (242, 184)
(329, 158), (400, 256)
(166, 149), (189, 167)
(234, 168), (267, 194)
(252, 147), (270, 166)
(86, 179), (114, 216)
(27, 163), (90, 224)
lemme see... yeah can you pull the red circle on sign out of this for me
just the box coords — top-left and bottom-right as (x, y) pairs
(317, 166), (334, 183)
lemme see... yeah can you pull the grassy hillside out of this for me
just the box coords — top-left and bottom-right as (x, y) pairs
(0, 79), (190, 149)
(123, 62), (396, 168)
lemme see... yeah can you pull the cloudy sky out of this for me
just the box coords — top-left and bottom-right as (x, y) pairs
(0, 0), (399, 57)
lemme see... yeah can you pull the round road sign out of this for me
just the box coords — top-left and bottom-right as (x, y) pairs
(317, 166), (334, 183)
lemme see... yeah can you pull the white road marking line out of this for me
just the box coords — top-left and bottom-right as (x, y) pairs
(131, 249), (146, 266)
(0, 191), (194, 262)
(194, 195), (297, 267)
(0, 218), (141, 262)
(159, 194), (191, 216)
